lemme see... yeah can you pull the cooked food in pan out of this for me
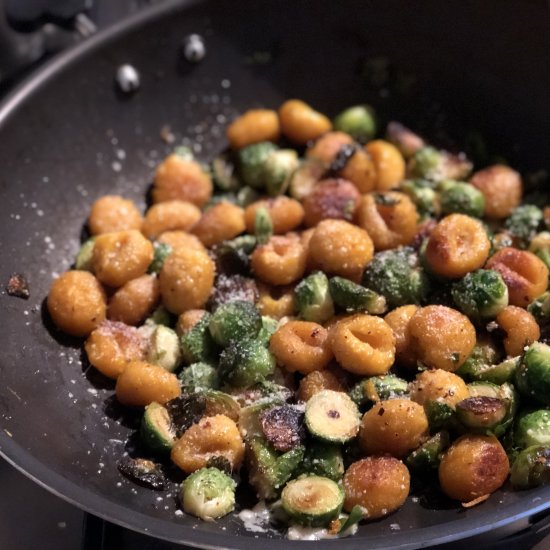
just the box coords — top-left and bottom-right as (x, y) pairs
(46, 99), (550, 538)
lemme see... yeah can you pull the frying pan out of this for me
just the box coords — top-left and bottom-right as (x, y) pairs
(1, 0), (550, 548)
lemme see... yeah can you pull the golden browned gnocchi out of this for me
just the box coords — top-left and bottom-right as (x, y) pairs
(159, 247), (215, 314)
(47, 270), (106, 337)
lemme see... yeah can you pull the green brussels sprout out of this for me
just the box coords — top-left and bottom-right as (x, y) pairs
(451, 269), (508, 322)
(209, 300), (262, 347)
(213, 234), (257, 275)
(254, 207), (273, 245)
(399, 179), (440, 218)
(515, 342), (550, 406)
(504, 204), (544, 248)
(258, 316), (278, 346)
(349, 374), (408, 409)
(212, 153), (240, 191)
(467, 381), (518, 436)
(247, 437), (304, 499)
(528, 291), (550, 325)
(146, 325), (182, 372)
(490, 231), (515, 254)
(408, 147), (472, 182)
(408, 147), (443, 180)
(529, 232), (550, 269)
(455, 396), (508, 433)
(406, 431), (450, 471)
(455, 335), (503, 380)
(238, 142), (278, 188)
(178, 362), (220, 391)
(140, 402), (177, 454)
(148, 242), (172, 274)
(255, 379), (293, 403)
(239, 399), (288, 441)
(144, 305), (172, 327)
(294, 272), (335, 324)
(424, 400), (456, 432)
(362, 246), (430, 308)
(180, 313), (218, 365)
(173, 145), (194, 161)
(510, 446), (550, 489)
(219, 338), (275, 388)
(299, 442), (345, 481)
(288, 159), (326, 201)
(458, 356), (518, 385)
(235, 185), (262, 207)
(203, 390), (241, 421)
(439, 180), (485, 218)
(75, 238), (95, 271)
(329, 276), (387, 314)
(515, 410), (550, 449)
(180, 467), (236, 520)
(333, 104), (376, 143)
(264, 149), (299, 196)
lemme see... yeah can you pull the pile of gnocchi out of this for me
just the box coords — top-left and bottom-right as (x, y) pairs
(47, 99), (550, 535)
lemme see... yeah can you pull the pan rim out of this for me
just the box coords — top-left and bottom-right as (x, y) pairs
(1, 0), (550, 547)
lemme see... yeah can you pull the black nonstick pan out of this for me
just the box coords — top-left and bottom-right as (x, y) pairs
(1, 0), (550, 548)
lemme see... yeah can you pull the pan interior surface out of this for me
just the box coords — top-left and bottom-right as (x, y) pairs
(1, 0), (550, 548)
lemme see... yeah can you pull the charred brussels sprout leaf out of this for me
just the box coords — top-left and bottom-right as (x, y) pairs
(117, 457), (166, 490)
(213, 234), (257, 275)
(206, 455), (233, 475)
(259, 405), (305, 452)
(165, 393), (207, 437)
(208, 274), (259, 311)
